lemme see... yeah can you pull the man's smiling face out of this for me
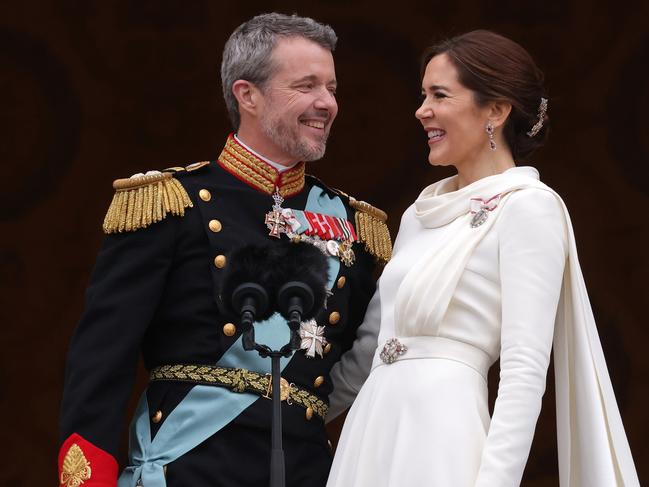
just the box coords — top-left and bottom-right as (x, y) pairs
(257, 36), (338, 163)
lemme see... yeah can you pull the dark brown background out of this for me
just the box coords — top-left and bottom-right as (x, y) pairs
(1, 1), (648, 485)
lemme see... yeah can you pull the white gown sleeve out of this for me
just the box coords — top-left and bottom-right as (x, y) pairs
(475, 188), (568, 486)
(326, 283), (382, 422)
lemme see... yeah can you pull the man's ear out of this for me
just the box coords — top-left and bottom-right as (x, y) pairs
(232, 80), (260, 117)
(488, 100), (512, 129)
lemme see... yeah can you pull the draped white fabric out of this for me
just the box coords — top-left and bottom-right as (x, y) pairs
(396, 166), (638, 485)
(552, 205), (638, 485)
(394, 168), (540, 337)
(327, 166), (638, 486)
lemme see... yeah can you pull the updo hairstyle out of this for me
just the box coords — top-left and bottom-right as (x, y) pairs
(422, 30), (549, 161)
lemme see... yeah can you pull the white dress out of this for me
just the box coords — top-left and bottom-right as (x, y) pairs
(326, 167), (639, 487)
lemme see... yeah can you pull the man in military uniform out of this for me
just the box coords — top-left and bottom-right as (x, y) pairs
(58, 13), (391, 487)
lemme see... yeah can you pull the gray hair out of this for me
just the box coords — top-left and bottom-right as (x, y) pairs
(221, 13), (338, 130)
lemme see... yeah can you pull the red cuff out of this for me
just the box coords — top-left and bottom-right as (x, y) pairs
(58, 433), (118, 487)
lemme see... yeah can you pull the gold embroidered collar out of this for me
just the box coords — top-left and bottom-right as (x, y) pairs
(217, 133), (305, 197)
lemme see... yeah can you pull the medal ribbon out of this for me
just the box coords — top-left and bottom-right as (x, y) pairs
(290, 209), (357, 242)
(469, 194), (501, 214)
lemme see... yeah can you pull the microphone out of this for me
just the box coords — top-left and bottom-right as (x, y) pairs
(219, 240), (330, 487)
(220, 243), (282, 350)
(274, 241), (329, 349)
(220, 240), (329, 351)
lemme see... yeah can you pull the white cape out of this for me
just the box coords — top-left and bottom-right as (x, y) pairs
(396, 167), (639, 485)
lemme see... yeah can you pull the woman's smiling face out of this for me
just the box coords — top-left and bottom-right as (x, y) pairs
(415, 53), (493, 170)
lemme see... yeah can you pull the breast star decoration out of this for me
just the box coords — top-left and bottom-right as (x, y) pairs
(299, 319), (328, 358)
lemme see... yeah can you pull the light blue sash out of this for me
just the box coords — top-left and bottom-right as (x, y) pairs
(118, 186), (345, 487)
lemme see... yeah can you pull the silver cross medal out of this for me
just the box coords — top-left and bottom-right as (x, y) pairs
(299, 319), (328, 358)
(265, 187), (289, 238)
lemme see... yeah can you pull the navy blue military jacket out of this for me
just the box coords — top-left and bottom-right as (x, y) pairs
(59, 135), (387, 487)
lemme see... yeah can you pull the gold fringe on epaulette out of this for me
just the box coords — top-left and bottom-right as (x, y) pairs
(102, 172), (193, 234)
(349, 197), (392, 265)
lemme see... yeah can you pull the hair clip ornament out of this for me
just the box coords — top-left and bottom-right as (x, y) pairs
(527, 97), (548, 137)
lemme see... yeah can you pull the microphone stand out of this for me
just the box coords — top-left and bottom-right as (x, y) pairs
(268, 345), (293, 487)
(232, 280), (317, 487)
(237, 293), (304, 487)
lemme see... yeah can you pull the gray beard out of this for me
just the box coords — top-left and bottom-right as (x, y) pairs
(261, 117), (328, 162)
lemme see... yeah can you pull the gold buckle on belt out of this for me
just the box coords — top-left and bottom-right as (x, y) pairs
(262, 375), (294, 404)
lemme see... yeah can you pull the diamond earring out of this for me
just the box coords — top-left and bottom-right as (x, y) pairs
(485, 122), (496, 151)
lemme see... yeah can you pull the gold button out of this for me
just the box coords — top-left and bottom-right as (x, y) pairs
(305, 407), (314, 420)
(151, 410), (163, 424)
(208, 219), (222, 233)
(223, 323), (236, 336)
(324, 343), (332, 354)
(313, 376), (324, 388)
(336, 276), (346, 289)
(199, 189), (211, 201)
(214, 255), (227, 268)
(328, 311), (340, 325)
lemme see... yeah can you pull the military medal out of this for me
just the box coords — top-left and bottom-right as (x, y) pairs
(299, 319), (328, 358)
(469, 194), (501, 228)
(325, 239), (340, 256)
(337, 240), (355, 267)
(265, 210), (288, 237)
(263, 191), (359, 267)
(296, 210), (358, 267)
(265, 188), (289, 238)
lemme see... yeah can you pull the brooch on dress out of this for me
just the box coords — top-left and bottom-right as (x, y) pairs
(469, 194), (501, 228)
(380, 338), (408, 364)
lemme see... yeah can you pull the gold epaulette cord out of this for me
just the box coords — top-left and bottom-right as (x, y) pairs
(348, 197), (392, 265)
(102, 172), (193, 234)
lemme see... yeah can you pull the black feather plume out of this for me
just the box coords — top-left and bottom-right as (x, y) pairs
(274, 241), (329, 320)
(219, 243), (282, 322)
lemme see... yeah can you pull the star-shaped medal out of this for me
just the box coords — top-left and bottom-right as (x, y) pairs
(299, 319), (327, 359)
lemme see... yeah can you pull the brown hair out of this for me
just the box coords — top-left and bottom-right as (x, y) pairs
(422, 30), (549, 161)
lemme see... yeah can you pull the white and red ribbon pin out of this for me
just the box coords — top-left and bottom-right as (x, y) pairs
(469, 194), (502, 228)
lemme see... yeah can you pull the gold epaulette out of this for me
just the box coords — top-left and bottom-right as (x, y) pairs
(348, 197), (392, 265)
(102, 171), (193, 234)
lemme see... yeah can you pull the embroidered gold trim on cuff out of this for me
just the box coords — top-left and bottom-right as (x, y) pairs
(60, 443), (92, 487)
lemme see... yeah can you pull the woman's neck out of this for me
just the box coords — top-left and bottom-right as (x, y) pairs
(455, 151), (516, 189)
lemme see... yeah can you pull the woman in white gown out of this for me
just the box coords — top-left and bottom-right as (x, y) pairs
(326, 31), (639, 486)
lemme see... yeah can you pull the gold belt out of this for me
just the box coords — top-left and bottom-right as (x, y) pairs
(149, 364), (328, 421)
